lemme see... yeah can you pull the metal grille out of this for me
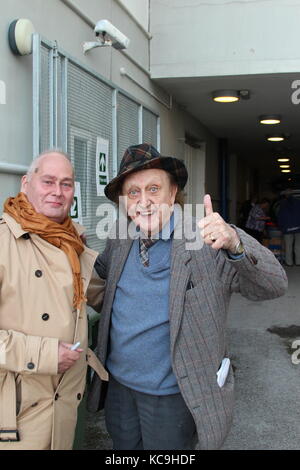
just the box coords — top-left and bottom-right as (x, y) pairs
(74, 137), (88, 217)
(56, 53), (64, 150)
(39, 44), (52, 152)
(142, 108), (158, 147)
(33, 35), (160, 251)
(67, 61), (114, 252)
(117, 93), (139, 166)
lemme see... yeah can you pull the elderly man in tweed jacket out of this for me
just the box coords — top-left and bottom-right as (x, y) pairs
(88, 143), (287, 450)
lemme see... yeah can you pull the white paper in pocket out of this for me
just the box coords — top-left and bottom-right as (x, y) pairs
(217, 358), (230, 387)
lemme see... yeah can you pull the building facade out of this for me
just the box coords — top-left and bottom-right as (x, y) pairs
(2, 0), (299, 250)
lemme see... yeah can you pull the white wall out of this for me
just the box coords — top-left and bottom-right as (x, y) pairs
(118, 0), (149, 31)
(150, 0), (300, 79)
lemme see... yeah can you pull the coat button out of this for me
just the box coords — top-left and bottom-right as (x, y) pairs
(42, 313), (49, 321)
(35, 270), (43, 278)
(27, 362), (35, 370)
(22, 233), (30, 240)
(55, 393), (59, 401)
(77, 393), (82, 400)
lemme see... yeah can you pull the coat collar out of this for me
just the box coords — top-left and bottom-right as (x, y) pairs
(2, 213), (27, 238)
(2, 212), (95, 292)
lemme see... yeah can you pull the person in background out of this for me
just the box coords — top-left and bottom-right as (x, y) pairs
(88, 143), (287, 450)
(277, 189), (300, 266)
(238, 195), (257, 230)
(245, 197), (271, 243)
(0, 150), (106, 450)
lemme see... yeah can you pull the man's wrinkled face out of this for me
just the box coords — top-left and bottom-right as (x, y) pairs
(121, 168), (178, 236)
(21, 153), (75, 224)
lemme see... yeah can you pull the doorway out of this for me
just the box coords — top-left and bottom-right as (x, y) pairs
(184, 142), (206, 214)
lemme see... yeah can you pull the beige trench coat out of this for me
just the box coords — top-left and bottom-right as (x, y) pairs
(0, 213), (107, 450)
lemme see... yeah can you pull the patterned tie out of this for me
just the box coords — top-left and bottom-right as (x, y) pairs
(139, 238), (159, 267)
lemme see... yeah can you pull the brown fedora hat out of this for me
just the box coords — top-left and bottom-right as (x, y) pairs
(105, 143), (188, 202)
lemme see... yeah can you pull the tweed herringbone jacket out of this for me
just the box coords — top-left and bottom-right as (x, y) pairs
(88, 221), (287, 449)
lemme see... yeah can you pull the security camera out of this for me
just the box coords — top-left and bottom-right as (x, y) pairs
(83, 19), (130, 54)
(95, 20), (130, 49)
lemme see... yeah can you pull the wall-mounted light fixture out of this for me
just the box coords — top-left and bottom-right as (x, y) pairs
(8, 19), (35, 55)
(279, 165), (290, 168)
(281, 169), (291, 173)
(277, 158), (290, 162)
(259, 115), (281, 125)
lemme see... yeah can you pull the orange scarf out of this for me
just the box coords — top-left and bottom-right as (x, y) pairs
(4, 192), (85, 309)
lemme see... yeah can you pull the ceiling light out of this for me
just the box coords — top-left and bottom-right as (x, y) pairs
(259, 115), (281, 125)
(277, 158), (290, 162)
(267, 135), (285, 142)
(212, 90), (239, 103)
(279, 165), (290, 168)
(281, 169), (291, 173)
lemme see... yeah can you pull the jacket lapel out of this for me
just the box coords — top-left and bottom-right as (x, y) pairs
(80, 247), (99, 294)
(105, 238), (134, 312)
(169, 237), (191, 352)
(98, 237), (134, 360)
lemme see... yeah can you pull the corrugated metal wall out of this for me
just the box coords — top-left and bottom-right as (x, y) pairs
(33, 35), (159, 252)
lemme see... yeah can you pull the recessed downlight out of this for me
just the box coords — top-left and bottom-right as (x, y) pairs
(259, 115), (281, 125)
(267, 135), (285, 142)
(212, 90), (239, 103)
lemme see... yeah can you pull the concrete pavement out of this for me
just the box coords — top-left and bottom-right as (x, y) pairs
(221, 265), (300, 450)
(83, 266), (300, 450)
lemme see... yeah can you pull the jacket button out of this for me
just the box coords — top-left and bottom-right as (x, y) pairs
(55, 393), (59, 401)
(22, 233), (30, 240)
(42, 313), (49, 321)
(27, 362), (35, 370)
(35, 270), (43, 278)
(77, 393), (82, 400)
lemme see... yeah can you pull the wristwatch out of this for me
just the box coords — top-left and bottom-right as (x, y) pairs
(230, 239), (244, 255)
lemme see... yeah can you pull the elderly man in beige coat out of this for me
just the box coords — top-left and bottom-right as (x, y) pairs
(0, 150), (107, 450)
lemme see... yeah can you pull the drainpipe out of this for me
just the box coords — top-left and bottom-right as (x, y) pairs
(219, 138), (228, 221)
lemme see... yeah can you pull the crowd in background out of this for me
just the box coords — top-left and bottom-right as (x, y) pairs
(238, 190), (300, 266)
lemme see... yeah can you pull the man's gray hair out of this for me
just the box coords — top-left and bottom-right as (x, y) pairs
(26, 149), (73, 180)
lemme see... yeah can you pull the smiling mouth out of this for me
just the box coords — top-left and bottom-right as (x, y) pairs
(47, 202), (63, 207)
(135, 210), (158, 219)
(139, 210), (154, 216)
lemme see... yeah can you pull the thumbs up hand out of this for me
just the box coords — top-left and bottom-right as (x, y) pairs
(198, 194), (240, 252)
